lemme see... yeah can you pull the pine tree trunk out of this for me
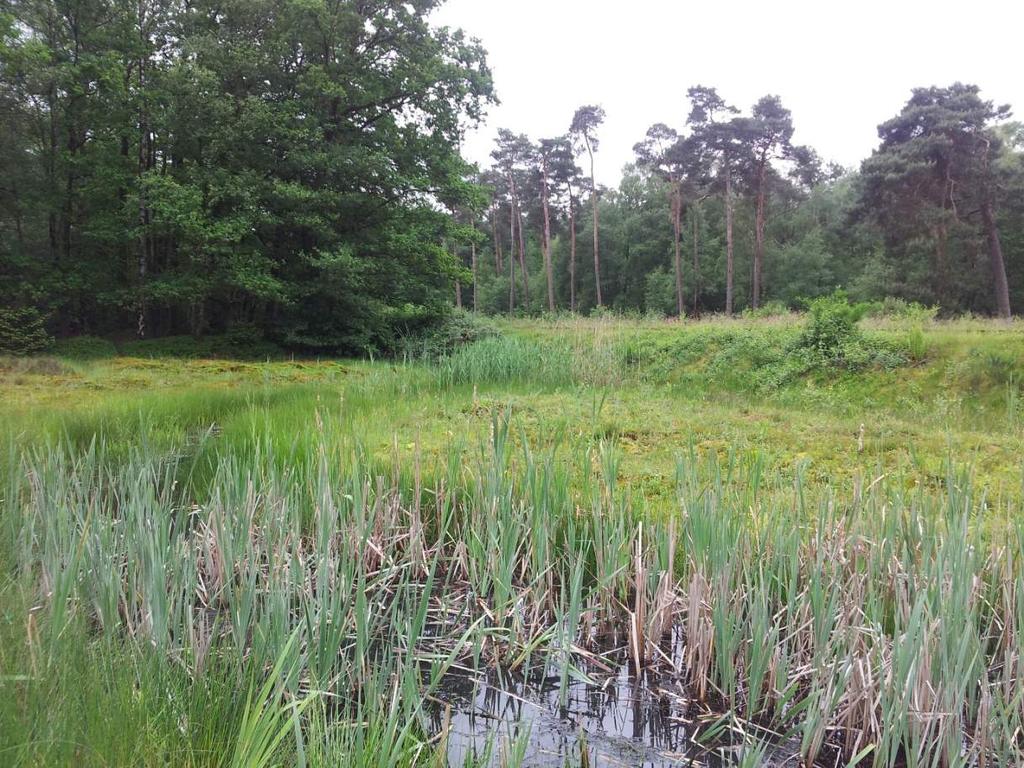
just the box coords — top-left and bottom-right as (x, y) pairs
(455, 279), (462, 308)
(491, 206), (503, 274)
(692, 204), (700, 316)
(932, 224), (950, 307)
(753, 163), (766, 310)
(471, 240), (478, 312)
(509, 174), (529, 307)
(137, 51), (148, 338)
(724, 162), (735, 315)
(508, 235), (516, 314)
(587, 142), (602, 306)
(672, 181), (684, 317)
(569, 199), (577, 313)
(516, 200), (529, 307)
(541, 155), (555, 311)
(508, 196), (516, 312)
(982, 201), (1012, 319)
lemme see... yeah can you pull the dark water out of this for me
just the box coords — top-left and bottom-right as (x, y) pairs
(421, 630), (795, 767)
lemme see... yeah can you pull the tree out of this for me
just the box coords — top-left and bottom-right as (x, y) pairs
(634, 123), (687, 315)
(547, 137), (584, 311)
(0, 0), (495, 351)
(537, 138), (564, 312)
(570, 104), (606, 306)
(734, 96), (796, 309)
(687, 86), (740, 313)
(490, 129), (535, 311)
(861, 84), (1013, 317)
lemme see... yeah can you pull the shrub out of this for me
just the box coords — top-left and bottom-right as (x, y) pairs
(53, 335), (118, 360)
(794, 291), (869, 361)
(979, 351), (1019, 386)
(398, 308), (498, 360)
(0, 307), (52, 356)
(743, 300), (791, 319)
(906, 326), (929, 362)
(643, 269), (677, 318)
(864, 297), (940, 323)
(773, 291), (907, 385)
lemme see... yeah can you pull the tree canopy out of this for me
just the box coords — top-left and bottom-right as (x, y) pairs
(0, 0), (494, 352)
(2, 2), (1021, 352)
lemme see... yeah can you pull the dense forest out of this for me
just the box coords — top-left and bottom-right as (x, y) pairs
(2, 0), (1023, 355)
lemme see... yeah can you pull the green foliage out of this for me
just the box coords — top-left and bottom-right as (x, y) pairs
(121, 330), (282, 360)
(438, 335), (574, 387)
(864, 297), (941, 323)
(742, 300), (790, 319)
(398, 309), (498, 360)
(794, 291), (870, 361)
(53, 335), (118, 361)
(0, 0), (495, 351)
(642, 269), (677, 317)
(4, 322), (1024, 767)
(906, 326), (929, 362)
(0, 307), (51, 355)
(977, 351), (1019, 386)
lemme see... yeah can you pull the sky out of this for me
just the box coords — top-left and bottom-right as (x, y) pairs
(431, 0), (1024, 186)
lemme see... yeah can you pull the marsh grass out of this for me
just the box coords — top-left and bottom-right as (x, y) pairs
(2, 402), (1023, 767)
(5, 318), (1024, 766)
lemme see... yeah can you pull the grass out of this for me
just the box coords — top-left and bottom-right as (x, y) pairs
(2, 315), (1024, 766)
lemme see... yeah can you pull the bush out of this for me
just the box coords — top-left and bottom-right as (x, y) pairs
(771, 291), (908, 385)
(397, 308), (498, 360)
(53, 335), (118, 360)
(643, 269), (677, 317)
(794, 291), (869, 361)
(906, 326), (929, 362)
(743, 300), (791, 319)
(0, 307), (52, 356)
(864, 297), (940, 323)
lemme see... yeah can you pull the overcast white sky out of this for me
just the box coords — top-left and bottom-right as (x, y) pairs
(432, 0), (1024, 186)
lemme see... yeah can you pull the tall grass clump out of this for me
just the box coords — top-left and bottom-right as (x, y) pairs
(436, 335), (576, 388)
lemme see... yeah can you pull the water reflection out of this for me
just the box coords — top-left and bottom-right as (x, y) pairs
(424, 632), (713, 767)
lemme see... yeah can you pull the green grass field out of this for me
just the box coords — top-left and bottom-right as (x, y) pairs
(3, 316), (1024, 766)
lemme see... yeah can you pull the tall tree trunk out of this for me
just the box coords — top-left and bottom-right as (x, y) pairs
(724, 161), (735, 315)
(671, 180), (684, 317)
(587, 140), (602, 306)
(509, 174), (529, 307)
(981, 201), (1012, 319)
(137, 50), (148, 338)
(692, 204), (700, 316)
(932, 223), (950, 307)
(508, 196), (516, 312)
(47, 81), (58, 263)
(491, 205), (503, 274)
(752, 162), (767, 310)
(508, 234), (516, 314)
(569, 197), (577, 313)
(471, 240), (478, 312)
(540, 155), (555, 312)
(452, 239), (461, 308)
(516, 200), (529, 307)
